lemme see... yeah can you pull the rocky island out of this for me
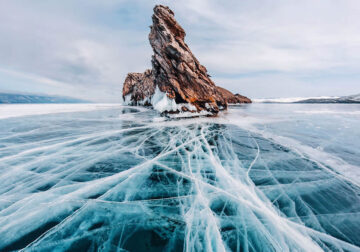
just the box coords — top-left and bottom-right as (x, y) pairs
(123, 5), (251, 116)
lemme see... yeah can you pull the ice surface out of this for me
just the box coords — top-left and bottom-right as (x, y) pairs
(0, 103), (120, 119)
(0, 104), (359, 251)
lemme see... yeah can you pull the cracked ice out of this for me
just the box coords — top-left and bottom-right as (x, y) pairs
(0, 104), (359, 251)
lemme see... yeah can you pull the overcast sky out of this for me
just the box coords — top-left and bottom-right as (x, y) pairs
(0, 0), (359, 102)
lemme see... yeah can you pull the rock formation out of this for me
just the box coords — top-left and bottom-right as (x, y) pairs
(148, 5), (227, 115)
(122, 5), (251, 116)
(216, 86), (252, 104)
(122, 69), (155, 106)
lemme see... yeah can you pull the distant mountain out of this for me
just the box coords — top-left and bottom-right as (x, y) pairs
(295, 94), (360, 104)
(253, 97), (338, 103)
(0, 93), (89, 104)
(254, 94), (360, 104)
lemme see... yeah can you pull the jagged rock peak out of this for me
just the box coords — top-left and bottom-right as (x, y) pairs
(149, 5), (227, 115)
(122, 5), (251, 116)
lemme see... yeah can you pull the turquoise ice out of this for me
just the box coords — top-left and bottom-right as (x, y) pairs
(0, 104), (359, 251)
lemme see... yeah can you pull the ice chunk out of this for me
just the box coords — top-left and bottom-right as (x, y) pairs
(151, 86), (179, 112)
(151, 86), (212, 117)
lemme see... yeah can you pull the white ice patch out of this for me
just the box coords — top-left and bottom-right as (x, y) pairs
(151, 86), (179, 112)
(0, 104), (121, 120)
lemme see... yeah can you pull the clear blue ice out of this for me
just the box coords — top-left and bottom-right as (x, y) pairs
(0, 104), (359, 251)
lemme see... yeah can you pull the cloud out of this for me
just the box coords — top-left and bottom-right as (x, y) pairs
(0, 67), (116, 101)
(0, 0), (153, 102)
(0, 0), (359, 100)
(166, 0), (360, 72)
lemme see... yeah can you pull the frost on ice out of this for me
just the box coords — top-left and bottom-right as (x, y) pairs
(0, 104), (359, 251)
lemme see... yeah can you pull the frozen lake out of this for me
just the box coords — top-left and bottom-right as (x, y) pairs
(0, 103), (359, 251)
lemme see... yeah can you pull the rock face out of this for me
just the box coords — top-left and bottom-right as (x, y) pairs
(122, 5), (251, 116)
(122, 69), (155, 106)
(148, 5), (227, 114)
(216, 86), (252, 104)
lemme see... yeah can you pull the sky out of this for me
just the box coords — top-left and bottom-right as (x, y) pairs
(0, 0), (359, 102)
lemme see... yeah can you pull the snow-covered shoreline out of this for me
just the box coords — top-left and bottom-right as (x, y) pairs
(0, 103), (122, 119)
